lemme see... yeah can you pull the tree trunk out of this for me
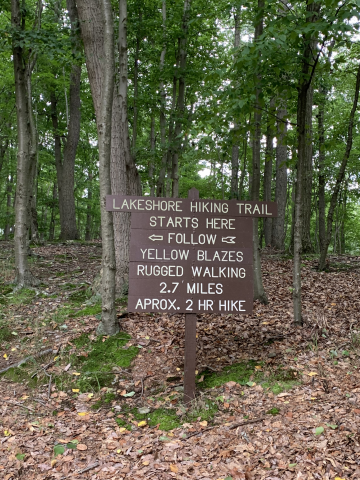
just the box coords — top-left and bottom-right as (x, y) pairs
(264, 97), (275, 245)
(230, 8), (241, 200)
(293, 0), (320, 324)
(318, 62), (360, 270)
(132, 9), (141, 156)
(49, 181), (57, 241)
(252, 0), (267, 304)
(85, 172), (93, 241)
(11, 0), (38, 287)
(96, 0), (117, 335)
(4, 174), (14, 240)
(171, 0), (191, 198)
(149, 116), (156, 196)
(77, 0), (141, 296)
(53, 0), (81, 241)
(317, 84), (326, 259)
(272, 99), (288, 250)
(156, 0), (168, 198)
(238, 129), (248, 200)
(301, 83), (314, 253)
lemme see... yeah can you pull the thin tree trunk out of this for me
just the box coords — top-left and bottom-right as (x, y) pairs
(11, 0), (38, 286)
(97, 0), (117, 335)
(238, 129), (248, 200)
(272, 99), (288, 250)
(252, 0), (267, 304)
(149, 116), (156, 196)
(171, 0), (191, 198)
(166, 71), (178, 197)
(156, 0), (167, 197)
(301, 82), (314, 253)
(318, 84), (326, 258)
(293, 1), (320, 324)
(85, 172), (93, 241)
(49, 181), (57, 241)
(264, 97), (275, 245)
(132, 9), (141, 156)
(318, 62), (360, 270)
(4, 174), (13, 240)
(230, 7), (241, 200)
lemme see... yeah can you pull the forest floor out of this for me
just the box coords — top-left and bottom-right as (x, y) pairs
(1, 241), (360, 480)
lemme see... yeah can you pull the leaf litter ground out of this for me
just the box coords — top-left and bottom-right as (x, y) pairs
(1, 241), (360, 479)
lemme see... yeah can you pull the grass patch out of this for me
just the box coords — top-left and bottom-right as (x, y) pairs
(0, 324), (13, 342)
(116, 398), (218, 432)
(57, 332), (138, 392)
(3, 365), (38, 388)
(199, 360), (259, 389)
(70, 304), (102, 318)
(6, 288), (36, 306)
(266, 407), (280, 415)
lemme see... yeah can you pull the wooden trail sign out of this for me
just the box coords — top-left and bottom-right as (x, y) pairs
(107, 188), (277, 402)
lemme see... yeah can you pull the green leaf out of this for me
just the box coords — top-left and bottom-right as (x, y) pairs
(159, 436), (172, 442)
(246, 381), (255, 387)
(326, 423), (338, 430)
(225, 477), (233, 480)
(288, 463), (297, 468)
(67, 442), (78, 449)
(16, 453), (26, 461)
(53, 445), (65, 457)
(315, 426), (324, 436)
(123, 391), (135, 397)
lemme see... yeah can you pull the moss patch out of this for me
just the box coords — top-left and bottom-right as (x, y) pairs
(70, 304), (102, 318)
(0, 324), (13, 342)
(3, 365), (38, 388)
(116, 399), (218, 432)
(6, 288), (37, 306)
(198, 362), (300, 395)
(199, 360), (259, 389)
(62, 332), (138, 392)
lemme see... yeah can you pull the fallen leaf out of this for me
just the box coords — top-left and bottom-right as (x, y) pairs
(72, 372), (81, 376)
(77, 412), (90, 416)
(307, 372), (318, 377)
(170, 464), (179, 473)
(199, 420), (208, 427)
(315, 426), (324, 436)
(72, 389), (79, 393)
(138, 421), (147, 427)
(76, 444), (87, 451)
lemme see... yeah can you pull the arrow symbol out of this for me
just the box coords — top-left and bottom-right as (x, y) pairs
(222, 236), (236, 244)
(149, 234), (163, 241)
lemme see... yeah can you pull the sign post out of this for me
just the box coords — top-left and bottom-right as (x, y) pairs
(107, 190), (277, 403)
(184, 187), (199, 403)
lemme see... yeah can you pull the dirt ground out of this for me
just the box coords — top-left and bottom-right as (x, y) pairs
(1, 241), (360, 479)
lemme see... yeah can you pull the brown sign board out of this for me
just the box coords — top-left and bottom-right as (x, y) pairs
(106, 195), (278, 218)
(106, 194), (264, 314)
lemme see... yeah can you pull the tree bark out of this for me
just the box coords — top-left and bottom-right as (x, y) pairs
(49, 181), (57, 241)
(11, 0), (38, 287)
(293, 0), (320, 324)
(4, 174), (14, 240)
(149, 115), (156, 196)
(230, 7), (241, 200)
(251, 0), (267, 304)
(85, 172), (93, 241)
(317, 84), (326, 259)
(264, 97), (275, 245)
(318, 62), (360, 270)
(272, 99), (288, 250)
(77, 0), (141, 295)
(301, 82), (314, 253)
(97, 0), (117, 335)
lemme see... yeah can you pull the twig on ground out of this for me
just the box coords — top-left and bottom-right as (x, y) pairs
(34, 399), (48, 408)
(184, 416), (266, 440)
(0, 349), (54, 375)
(59, 462), (100, 479)
(3, 400), (34, 412)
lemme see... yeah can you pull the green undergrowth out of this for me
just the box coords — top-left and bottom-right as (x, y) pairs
(56, 332), (138, 392)
(198, 361), (300, 395)
(0, 322), (13, 342)
(3, 363), (39, 388)
(1, 287), (36, 307)
(115, 398), (218, 432)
